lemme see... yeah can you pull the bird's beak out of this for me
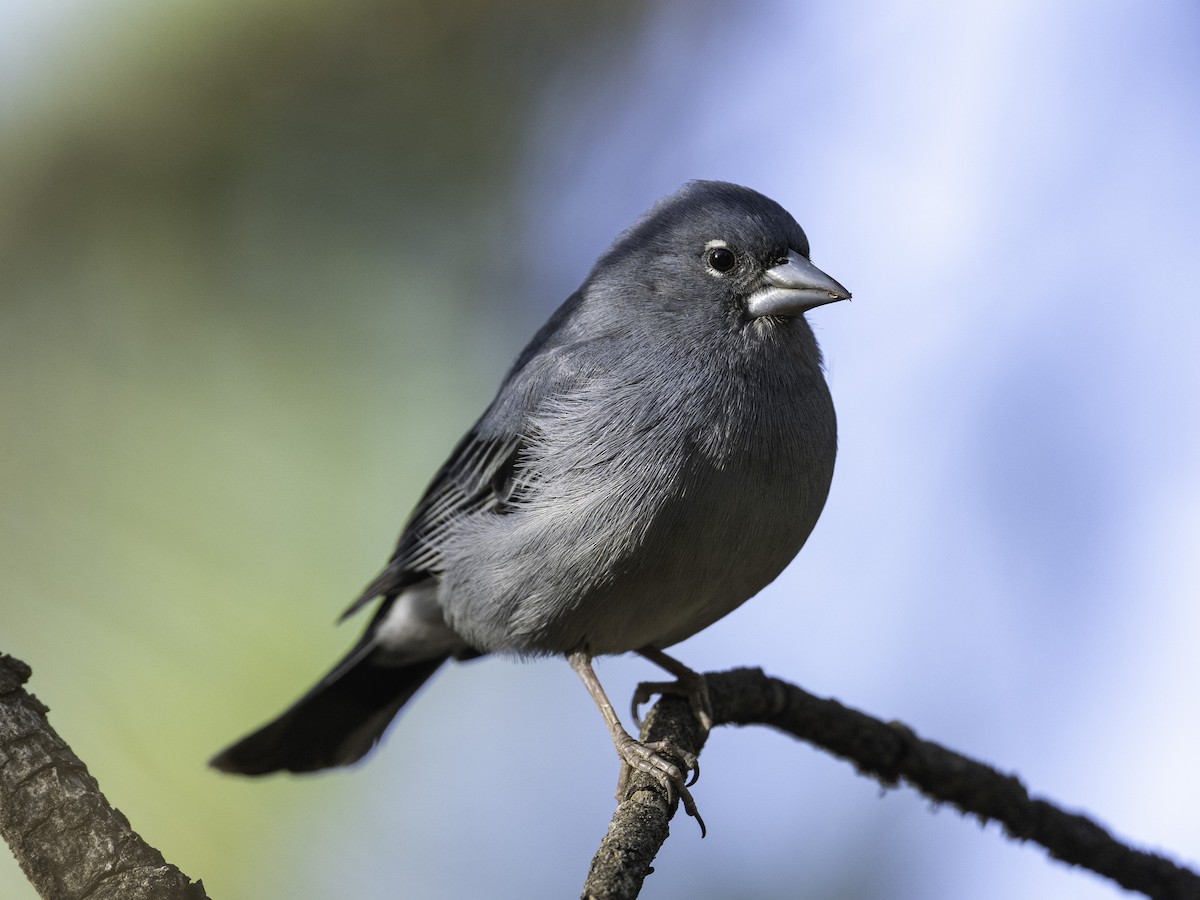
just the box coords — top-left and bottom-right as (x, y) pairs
(746, 250), (851, 318)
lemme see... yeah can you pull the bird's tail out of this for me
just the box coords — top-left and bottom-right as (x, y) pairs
(210, 643), (447, 776)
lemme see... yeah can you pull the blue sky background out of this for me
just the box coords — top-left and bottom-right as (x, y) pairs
(2, 1), (1198, 898)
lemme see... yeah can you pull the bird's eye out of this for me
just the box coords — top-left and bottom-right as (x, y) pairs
(706, 246), (736, 274)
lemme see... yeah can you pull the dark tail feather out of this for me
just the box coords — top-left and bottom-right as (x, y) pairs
(210, 647), (447, 776)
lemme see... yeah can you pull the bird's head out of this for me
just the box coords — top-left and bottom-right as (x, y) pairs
(595, 180), (850, 328)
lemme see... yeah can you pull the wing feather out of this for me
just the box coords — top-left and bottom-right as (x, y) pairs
(339, 288), (616, 621)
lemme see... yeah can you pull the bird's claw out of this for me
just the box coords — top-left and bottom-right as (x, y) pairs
(630, 676), (715, 734)
(613, 733), (706, 836)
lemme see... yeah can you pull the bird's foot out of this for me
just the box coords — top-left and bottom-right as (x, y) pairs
(613, 731), (706, 837)
(631, 672), (714, 733)
(567, 649), (706, 835)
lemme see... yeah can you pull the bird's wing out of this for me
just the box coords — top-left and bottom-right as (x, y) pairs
(338, 428), (524, 621)
(340, 292), (603, 620)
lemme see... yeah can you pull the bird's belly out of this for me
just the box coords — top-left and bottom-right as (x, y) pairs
(549, 477), (817, 654)
(441, 450), (829, 657)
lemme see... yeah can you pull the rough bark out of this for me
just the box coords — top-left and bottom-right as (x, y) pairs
(0, 654), (209, 900)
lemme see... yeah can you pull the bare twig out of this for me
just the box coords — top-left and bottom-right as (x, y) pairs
(0, 654), (209, 900)
(582, 667), (1200, 900)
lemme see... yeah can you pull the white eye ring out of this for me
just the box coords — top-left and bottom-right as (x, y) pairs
(704, 240), (736, 275)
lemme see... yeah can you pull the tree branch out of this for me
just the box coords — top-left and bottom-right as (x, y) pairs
(0, 654), (209, 900)
(6, 652), (1196, 899)
(582, 667), (1200, 900)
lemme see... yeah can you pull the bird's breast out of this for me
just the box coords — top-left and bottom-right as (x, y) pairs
(440, 340), (836, 656)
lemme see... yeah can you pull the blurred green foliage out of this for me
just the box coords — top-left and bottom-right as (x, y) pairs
(0, 0), (643, 895)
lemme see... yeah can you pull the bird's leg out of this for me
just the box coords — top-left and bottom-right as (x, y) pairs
(567, 651), (703, 832)
(631, 646), (714, 733)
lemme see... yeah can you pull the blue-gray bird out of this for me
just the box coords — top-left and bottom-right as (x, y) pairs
(211, 181), (849, 823)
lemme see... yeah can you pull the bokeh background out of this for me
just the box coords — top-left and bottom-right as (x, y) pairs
(3, 1), (1199, 897)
